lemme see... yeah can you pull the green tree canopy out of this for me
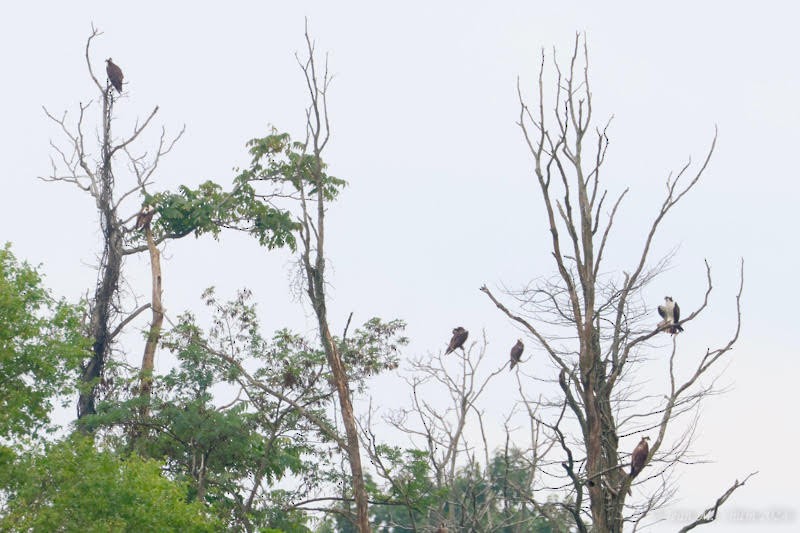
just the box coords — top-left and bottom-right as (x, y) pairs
(0, 243), (88, 441)
(0, 435), (219, 532)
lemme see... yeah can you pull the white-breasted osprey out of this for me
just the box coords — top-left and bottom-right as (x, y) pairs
(134, 205), (155, 230)
(657, 296), (683, 334)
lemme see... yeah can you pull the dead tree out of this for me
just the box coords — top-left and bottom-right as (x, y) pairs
(122, 123), (184, 425)
(133, 222), (162, 422)
(293, 29), (372, 532)
(481, 35), (747, 532)
(41, 26), (181, 421)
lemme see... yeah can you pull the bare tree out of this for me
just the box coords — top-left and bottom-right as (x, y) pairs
(376, 336), (536, 531)
(390, 337), (502, 490)
(134, 221), (162, 422)
(41, 26), (181, 421)
(291, 27), (373, 532)
(481, 34), (749, 532)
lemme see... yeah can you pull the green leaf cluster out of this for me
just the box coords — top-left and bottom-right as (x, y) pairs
(129, 127), (348, 254)
(240, 129), (347, 202)
(0, 436), (219, 532)
(149, 179), (298, 250)
(358, 446), (574, 532)
(0, 243), (88, 441)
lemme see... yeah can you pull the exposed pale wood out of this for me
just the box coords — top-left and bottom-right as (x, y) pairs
(137, 224), (163, 420)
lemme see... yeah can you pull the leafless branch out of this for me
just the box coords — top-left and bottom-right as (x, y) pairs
(108, 303), (151, 341)
(486, 34), (739, 532)
(677, 472), (757, 532)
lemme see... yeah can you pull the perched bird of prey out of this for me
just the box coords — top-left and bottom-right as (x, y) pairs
(445, 327), (468, 355)
(509, 339), (524, 370)
(657, 296), (683, 334)
(106, 58), (124, 93)
(134, 205), (155, 230)
(629, 436), (650, 479)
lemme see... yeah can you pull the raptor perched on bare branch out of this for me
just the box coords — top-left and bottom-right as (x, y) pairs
(509, 339), (524, 370)
(629, 436), (650, 479)
(106, 58), (124, 93)
(445, 327), (468, 355)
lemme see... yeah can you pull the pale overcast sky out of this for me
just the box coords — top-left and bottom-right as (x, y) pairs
(2, 2), (798, 531)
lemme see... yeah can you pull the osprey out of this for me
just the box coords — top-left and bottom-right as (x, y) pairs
(134, 205), (155, 230)
(509, 339), (524, 370)
(106, 58), (124, 93)
(445, 327), (468, 355)
(629, 436), (650, 479)
(657, 296), (683, 334)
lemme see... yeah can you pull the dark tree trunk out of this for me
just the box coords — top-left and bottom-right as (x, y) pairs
(78, 89), (123, 420)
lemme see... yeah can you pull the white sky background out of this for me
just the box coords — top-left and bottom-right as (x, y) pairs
(2, 1), (798, 531)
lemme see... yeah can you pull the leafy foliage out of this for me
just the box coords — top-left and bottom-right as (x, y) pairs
(21, 30), (596, 531)
(368, 447), (443, 532)
(361, 447), (573, 532)
(239, 128), (347, 202)
(11, 108), (585, 532)
(340, 318), (405, 388)
(0, 436), (218, 532)
(160, 289), (406, 529)
(149, 179), (298, 250)
(0, 243), (88, 441)
(133, 128), (348, 254)
(78, 285), (405, 531)
(83, 299), (311, 530)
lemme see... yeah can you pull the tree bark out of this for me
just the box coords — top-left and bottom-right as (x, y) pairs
(295, 25), (372, 530)
(304, 240), (370, 531)
(481, 35), (736, 532)
(138, 224), (163, 420)
(78, 88), (122, 420)
(318, 312), (370, 532)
